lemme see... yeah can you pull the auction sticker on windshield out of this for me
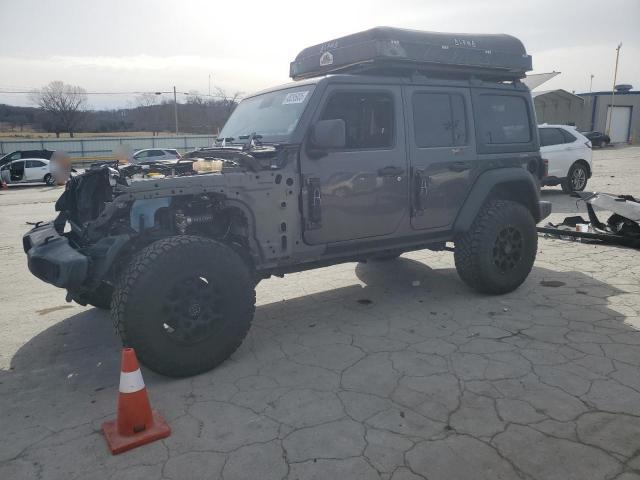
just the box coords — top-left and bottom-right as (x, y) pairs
(282, 91), (309, 105)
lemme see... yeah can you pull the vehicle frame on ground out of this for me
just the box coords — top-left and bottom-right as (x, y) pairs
(24, 27), (550, 377)
(538, 124), (593, 193)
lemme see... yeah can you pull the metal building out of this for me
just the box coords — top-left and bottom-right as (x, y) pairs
(579, 85), (640, 144)
(532, 89), (584, 126)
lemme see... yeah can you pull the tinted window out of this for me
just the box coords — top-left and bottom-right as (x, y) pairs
(25, 160), (46, 168)
(539, 128), (565, 147)
(321, 91), (394, 149)
(149, 150), (165, 157)
(413, 93), (467, 147)
(476, 95), (531, 144)
(560, 129), (577, 143)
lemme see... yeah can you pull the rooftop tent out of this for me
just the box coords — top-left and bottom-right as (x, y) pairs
(290, 27), (532, 81)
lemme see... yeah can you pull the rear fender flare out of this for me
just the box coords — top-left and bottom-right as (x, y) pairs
(453, 168), (541, 233)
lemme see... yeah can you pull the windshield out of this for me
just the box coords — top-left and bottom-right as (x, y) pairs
(219, 85), (315, 143)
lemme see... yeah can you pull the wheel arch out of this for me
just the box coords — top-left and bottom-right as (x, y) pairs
(573, 159), (591, 178)
(453, 167), (541, 233)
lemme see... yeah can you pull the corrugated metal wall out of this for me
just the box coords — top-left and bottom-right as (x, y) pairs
(0, 135), (217, 158)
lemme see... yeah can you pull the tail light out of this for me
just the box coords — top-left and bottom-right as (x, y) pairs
(585, 141), (592, 149)
(542, 159), (549, 177)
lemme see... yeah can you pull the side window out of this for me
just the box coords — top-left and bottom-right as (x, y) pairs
(320, 91), (394, 149)
(25, 160), (40, 168)
(413, 93), (467, 147)
(134, 151), (149, 159)
(150, 150), (165, 157)
(476, 95), (531, 144)
(539, 128), (564, 147)
(560, 129), (577, 143)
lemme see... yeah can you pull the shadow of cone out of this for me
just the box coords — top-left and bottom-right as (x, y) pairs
(102, 348), (171, 454)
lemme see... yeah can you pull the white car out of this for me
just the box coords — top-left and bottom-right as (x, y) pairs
(539, 125), (593, 193)
(0, 158), (56, 185)
(130, 148), (181, 164)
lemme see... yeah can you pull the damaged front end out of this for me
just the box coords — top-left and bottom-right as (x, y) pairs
(23, 146), (289, 305)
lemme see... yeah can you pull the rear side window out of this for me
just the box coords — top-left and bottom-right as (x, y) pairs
(25, 160), (46, 168)
(539, 128), (565, 147)
(476, 95), (531, 144)
(560, 129), (577, 143)
(412, 93), (467, 148)
(320, 91), (394, 149)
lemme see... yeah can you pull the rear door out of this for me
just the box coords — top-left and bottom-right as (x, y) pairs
(539, 128), (569, 178)
(24, 160), (48, 181)
(405, 86), (476, 230)
(300, 86), (408, 244)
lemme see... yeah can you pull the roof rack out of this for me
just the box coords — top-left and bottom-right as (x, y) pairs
(290, 27), (532, 82)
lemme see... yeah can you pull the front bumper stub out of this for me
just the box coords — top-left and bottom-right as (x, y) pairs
(23, 222), (89, 289)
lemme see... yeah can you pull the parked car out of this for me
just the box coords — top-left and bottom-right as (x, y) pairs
(0, 158), (56, 185)
(581, 131), (610, 148)
(130, 149), (181, 164)
(0, 149), (55, 168)
(539, 125), (593, 193)
(24, 27), (550, 378)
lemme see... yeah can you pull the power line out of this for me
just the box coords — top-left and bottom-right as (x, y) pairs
(0, 89), (240, 99)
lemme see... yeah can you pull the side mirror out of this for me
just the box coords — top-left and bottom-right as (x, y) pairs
(311, 119), (346, 149)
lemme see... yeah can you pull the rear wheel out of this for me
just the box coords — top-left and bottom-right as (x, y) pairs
(561, 162), (588, 193)
(44, 173), (55, 186)
(454, 200), (537, 294)
(112, 236), (255, 377)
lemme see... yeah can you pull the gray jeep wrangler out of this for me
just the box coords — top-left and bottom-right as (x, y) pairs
(24, 27), (551, 377)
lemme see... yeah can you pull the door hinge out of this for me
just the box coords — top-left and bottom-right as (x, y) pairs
(305, 177), (322, 229)
(412, 168), (429, 216)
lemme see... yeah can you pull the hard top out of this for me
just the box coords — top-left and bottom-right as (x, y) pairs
(290, 27), (531, 81)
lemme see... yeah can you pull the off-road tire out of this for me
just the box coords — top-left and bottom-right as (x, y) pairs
(454, 200), (537, 294)
(561, 162), (588, 193)
(82, 283), (114, 310)
(112, 235), (255, 377)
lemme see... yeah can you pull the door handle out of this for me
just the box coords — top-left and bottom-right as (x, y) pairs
(449, 161), (471, 172)
(378, 166), (404, 177)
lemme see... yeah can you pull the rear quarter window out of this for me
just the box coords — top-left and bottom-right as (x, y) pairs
(472, 92), (536, 154)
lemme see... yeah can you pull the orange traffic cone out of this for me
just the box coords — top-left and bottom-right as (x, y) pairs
(102, 348), (171, 454)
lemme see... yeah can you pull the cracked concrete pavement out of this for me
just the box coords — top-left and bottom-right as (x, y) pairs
(1, 146), (640, 480)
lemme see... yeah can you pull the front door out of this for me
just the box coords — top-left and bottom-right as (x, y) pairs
(9, 160), (25, 183)
(301, 86), (408, 245)
(405, 87), (477, 230)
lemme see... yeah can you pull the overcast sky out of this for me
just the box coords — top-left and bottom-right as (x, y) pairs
(1, 0), (638, 109)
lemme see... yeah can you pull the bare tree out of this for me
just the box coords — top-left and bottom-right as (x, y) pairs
(215, 87), (242, 116)
(135, 93), (159, 108)
(30, 81), (88, 137)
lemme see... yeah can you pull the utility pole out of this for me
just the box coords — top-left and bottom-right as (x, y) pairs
(173, 86), (178, 135)
(589, 74), (594, 93)
(605, 43), (622, 136)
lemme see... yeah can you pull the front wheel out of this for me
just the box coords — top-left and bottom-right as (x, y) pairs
(454, 200), (537, 295)
(561, 163), (588, 193)
(112, 236), (255, 377)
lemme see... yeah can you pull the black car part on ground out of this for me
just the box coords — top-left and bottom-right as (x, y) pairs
(290, 27), (531, 81)
(537, 192), (640, 249)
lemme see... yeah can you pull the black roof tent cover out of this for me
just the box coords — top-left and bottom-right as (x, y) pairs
(290, 27), (532, 81)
